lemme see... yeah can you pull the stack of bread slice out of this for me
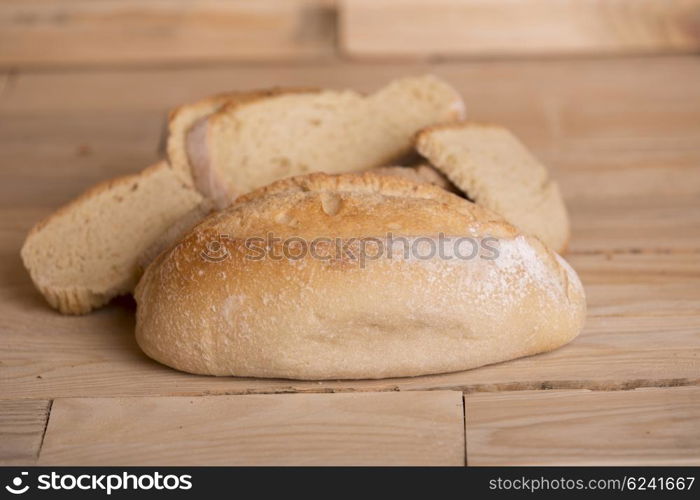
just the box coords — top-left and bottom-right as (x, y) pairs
(21, 75), (570, 318)
(21, 76), (463, 313)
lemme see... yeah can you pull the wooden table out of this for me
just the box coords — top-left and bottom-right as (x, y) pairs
(1, 56), (699, 466)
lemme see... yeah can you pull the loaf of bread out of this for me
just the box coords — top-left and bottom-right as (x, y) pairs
(135, 172), (586, 379)
(182, 75), (465, 207)
(21, 162), (203, 314)
(416, 123), (570, 253)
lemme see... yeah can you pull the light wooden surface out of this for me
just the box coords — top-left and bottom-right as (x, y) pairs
(341, 0), (700, 58)
(1, 55), (698, 465)
(0, 0), (336, 67)
(39, 391), (464, 466)
(0, 400), (50, 465)
(466, 387), (700, 465)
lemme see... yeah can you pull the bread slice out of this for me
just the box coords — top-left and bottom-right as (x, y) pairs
(166, 91), (242, 186)
(135, 172), (586, 379)
(416, 123), (570, 253)
(167, 89), (316, 186)
(183, 75), (465, 207)
(21, 162), (203, 314)
(20, 91), (243, 315)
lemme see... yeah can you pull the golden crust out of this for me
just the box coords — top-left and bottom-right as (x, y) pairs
(207, 172), (518, 241)
(235, 170), (461, 204)
(212, 87), (320, 118)
(135, 172), (586, 379)
(370, 165), (459, 194)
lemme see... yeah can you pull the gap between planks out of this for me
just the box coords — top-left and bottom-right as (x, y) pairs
(462, 393), (468, 466)
(3, 378), (699, 403)
(36, 399), (52, 461)
(0, 399), (50, 464)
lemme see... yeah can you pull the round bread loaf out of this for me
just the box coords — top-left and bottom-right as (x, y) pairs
(134, 172), (586, 379)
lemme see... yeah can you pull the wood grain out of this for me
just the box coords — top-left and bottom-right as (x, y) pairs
(3, 57), (697, 120)
(38, 391), (464, 465)
(0, 110), (165, 208)
(0, 0), (336, 68)
(2, 58), (698, 157)
(0, 400), (50, 465)
(341, 0), (700, 58)
(465, 387), (700, 465)
(1, 57), (698, 208)
(570, 196), (700, 253)
(0, 73), (8, 96)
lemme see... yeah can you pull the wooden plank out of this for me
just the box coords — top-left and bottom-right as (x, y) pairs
(2, 249), (698, 399)
(0, 72), (8, 96)
(39, 391), (464, 465)
(559, 165), (700, 204)
(0, 0), (336, 68)
(2, 59), (698, 164)
(1, 57), (696, 110)
(341, 0), (700, 58)
(0, 110), (165, 208)
(465, 387), (700, 465)
(0, 400), (50, 465)
(3, 57), (698, 118)
(570, 195), (700, 254)
(577, 252), (700, 317)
